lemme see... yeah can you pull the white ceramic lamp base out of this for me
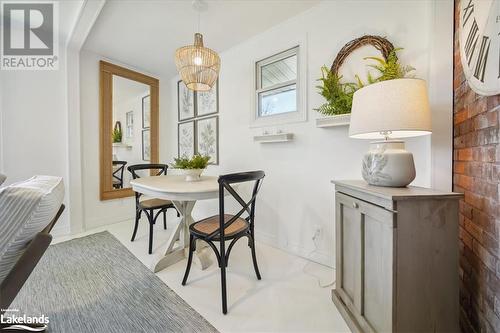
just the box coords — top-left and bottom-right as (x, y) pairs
(362, 140), (416, 187)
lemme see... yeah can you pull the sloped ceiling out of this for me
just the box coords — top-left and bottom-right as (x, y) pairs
(82, 0), (320, 78)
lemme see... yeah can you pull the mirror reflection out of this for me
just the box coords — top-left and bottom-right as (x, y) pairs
(111, 76), (151, 190)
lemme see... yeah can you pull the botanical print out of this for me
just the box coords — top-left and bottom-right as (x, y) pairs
(142, 129), (150, 161)
(178, 81), (194, 121)
(126, 111), (133, 138)
(196, 81), (218, 116)
(178, 121), (195, 158)
(362, 151), (391, 185)
(196, 116), (218, 165)
(142, 95), (150, 128)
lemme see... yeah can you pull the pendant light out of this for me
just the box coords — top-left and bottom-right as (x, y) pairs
(175, 1), (220, 91)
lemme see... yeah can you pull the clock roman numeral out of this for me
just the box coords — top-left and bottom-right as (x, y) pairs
(473, 36), (490, 82)
(465, 20), (479, 65)
(462, 0), (474, 26)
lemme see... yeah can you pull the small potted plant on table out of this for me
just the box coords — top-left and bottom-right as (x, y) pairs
(172, 154), (211, 182)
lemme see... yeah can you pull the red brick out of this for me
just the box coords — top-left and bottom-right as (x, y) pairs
(469, 178), (498, 201)
(465, 217), (483, 242)
(471, 208), (497, 235)
(461, 201), (474, 220)
(470, 146), (497, 163)
(454, 161), (466, 174)
(482, 232), (500, 259)
(461, 225), (475, 249)
(484, 199), (500, 219)
(457, 148), (473, 161)
(454, 174), (473, 190)
(468, 96), (488, 117)
(475, 112), (498, 130)
(455, 108), (469, 125)
(472, 239), (497, 272)
(465, 191), (485, 210)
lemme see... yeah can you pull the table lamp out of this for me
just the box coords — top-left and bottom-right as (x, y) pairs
(349, 78), (431, 187)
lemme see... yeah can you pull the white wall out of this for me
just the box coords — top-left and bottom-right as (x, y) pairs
(164, 0), (452, 266)
(0, 44), (71, 234)
(79, 49), (171, 230)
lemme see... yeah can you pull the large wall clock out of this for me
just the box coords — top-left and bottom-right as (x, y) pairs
(459, 0), (499, 96)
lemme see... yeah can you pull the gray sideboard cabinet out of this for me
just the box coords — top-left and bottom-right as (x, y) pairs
(331, 180), (463, 333)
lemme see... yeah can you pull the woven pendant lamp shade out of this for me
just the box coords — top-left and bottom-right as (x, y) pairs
(175, 33), (220, 91)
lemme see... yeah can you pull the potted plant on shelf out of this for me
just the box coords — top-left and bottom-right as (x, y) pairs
(112, 121), (123, 143)
(172, 154), (211, 182)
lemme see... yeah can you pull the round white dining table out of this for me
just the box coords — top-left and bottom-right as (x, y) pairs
(130, 175), (219, 273)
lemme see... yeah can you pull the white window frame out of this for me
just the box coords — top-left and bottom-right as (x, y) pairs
(251, 38), (307, 128)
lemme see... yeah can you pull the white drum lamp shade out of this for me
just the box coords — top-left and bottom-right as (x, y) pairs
(348, 78), (432, 187)
(349, 78), (432, 139)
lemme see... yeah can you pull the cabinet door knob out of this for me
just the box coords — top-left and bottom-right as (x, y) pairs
(352, 202), (359, 208)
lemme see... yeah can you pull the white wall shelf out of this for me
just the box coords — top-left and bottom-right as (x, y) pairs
(315, 114), (350, 128)
(254, 133), (294, 143)
(112, 143), (132, 149)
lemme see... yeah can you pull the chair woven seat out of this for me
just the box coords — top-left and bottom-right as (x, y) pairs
(191, 214), (248, 237)
(139, 198), (173, 209)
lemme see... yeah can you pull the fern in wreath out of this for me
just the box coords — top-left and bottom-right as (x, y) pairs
(315, 47), (415, 116)
(356, 48), (415, 88)
(314, 66), (357, 116)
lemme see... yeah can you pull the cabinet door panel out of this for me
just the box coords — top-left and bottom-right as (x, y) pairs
(336, 191), (395, 333)
(341, 205), (361, 305)
(363, 214), (394, 332)
(336, 193), (363, 316)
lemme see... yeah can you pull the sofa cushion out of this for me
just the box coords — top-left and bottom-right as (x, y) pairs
(0, 176), (64, 284)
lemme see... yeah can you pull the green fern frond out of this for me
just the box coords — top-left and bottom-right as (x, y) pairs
(314, 47), (416, 117)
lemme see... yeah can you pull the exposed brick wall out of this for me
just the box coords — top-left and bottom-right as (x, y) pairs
(453, 1), (500, 332)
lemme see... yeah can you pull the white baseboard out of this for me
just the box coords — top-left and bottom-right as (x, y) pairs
(255, 230), (334, 268)
(84, 214), (133, 231)
(50, 224), (71, 237)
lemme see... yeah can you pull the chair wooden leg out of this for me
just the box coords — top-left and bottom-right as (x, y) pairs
(249, 233), (261, 280)
(163, 210), (167, 230)
(182, 235), (195, 286)
(220, 239), (228, 314)
(147, 212), (154, 254)
(220, 256), (228, 314)
(131, 210), (140, 242)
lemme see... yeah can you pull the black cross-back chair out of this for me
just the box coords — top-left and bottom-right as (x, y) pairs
(112, 160), (127, 189)
(182, 170), (265, 314)
(128, 164), (179, 254)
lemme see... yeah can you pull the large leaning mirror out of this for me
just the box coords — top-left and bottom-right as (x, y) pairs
(100, 61), (159, 200)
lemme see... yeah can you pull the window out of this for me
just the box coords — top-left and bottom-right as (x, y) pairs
(256, 47), (299, 119)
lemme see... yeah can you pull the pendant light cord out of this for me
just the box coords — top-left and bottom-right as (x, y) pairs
(197, 10), (200, 33)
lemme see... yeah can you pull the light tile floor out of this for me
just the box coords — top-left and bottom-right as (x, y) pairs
(54, 216), (350, 333)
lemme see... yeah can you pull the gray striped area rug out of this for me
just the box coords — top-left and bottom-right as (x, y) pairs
(10, 231), (218, 333)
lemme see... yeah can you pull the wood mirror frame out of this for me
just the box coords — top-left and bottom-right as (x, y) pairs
(99, 60), (159, 201)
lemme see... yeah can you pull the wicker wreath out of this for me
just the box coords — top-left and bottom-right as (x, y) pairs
(330, 35), (394, 76)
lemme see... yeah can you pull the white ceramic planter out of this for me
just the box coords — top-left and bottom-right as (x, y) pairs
(179, 169), (204, 182)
